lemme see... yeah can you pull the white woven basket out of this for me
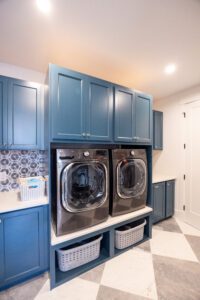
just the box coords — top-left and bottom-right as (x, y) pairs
(115, 219), (146, 250)
(57, 235), (103, 272)
(19, 177), (45, 201)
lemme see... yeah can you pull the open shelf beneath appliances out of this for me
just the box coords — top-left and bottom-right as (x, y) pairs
(50, 209), (152, 289)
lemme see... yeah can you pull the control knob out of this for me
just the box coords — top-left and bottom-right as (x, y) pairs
(83, 151), (90, 157)
(130, 150), (135, 156)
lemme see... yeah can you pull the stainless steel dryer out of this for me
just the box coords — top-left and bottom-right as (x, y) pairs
(53, 149), (109, 236)
(110, 149), (148, 216)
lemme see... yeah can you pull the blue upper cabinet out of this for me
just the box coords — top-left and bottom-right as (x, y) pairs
(114, 88), (152, 144)
(86, 77), (113, 141)
(49, 65), (113, 142)
(135, 92), (152, 143)
(114, 86), (135, 142)
(49, 64), (152, 144)
(7, 79), (42, 150)
(50, 66), (87, 141)
(0, 76), (43, 150)
(0, 77), (7, 149)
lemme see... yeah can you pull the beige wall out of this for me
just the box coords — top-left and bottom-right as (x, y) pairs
(153, 85), (200, 217)
(0, 62), (45, 83)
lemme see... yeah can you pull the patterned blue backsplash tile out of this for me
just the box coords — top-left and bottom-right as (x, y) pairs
(0, 150), (48, 192)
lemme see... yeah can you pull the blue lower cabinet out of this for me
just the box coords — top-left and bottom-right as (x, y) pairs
(152, 182), (165, 223)
(152, 180), (175, 223)
(165, 180), (175, 218)
(0, 206), (49, 290)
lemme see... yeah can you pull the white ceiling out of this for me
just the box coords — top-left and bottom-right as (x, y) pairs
(0, 0), (200, 99)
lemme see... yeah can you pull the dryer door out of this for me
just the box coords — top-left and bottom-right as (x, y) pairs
(61, 161), (108, 212)
(117, 159), (147, 199)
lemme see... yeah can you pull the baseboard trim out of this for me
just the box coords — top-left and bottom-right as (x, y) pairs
(174, 210), (185, 221)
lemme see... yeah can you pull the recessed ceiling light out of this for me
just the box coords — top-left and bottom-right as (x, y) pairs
(36, 0), (51, 14)
(164, 64), (177, 75)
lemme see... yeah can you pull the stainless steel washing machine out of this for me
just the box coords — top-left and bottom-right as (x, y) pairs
(53, 149), (109, 236)
(110, 149), (148, 216)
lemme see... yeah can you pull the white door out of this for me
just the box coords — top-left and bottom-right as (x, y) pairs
(185, 100), (200, 229)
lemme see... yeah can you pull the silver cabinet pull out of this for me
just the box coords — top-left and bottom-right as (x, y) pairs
(0, 219), (2, 223)
(82, 133), (86, 137)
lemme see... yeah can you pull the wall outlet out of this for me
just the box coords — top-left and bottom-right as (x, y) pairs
(0, 171), (8, 181)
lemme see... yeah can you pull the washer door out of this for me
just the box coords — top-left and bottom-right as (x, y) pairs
(117, 159), (147, 199)
(61, 161), (108, 212)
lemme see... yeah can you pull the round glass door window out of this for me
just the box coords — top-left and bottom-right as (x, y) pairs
(62, 162), (107, 212)
(117, 159), (147, 199)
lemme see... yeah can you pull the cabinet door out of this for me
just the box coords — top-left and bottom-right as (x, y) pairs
(165, 180), (175, 218)
(0, 215), (4, 282)
(87, 78), (113, 141)
(0, 206), (48, 288)
(153, 110), (163, 150)
(0, 77), (7, 149)
(7, 79), (41, 149)
(114, 86), (135, 142)
(153, 182), (165, 223)
(135, 92), (152, 143)
(50, 66), (87, 141)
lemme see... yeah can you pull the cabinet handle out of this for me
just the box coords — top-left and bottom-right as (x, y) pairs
(82, 133), (86, 137)
(0, 219), (2, 223)
(154, 185), (159, 189)
(87, 133), (90, 137)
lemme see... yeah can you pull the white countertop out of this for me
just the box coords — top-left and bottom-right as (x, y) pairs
(152, 175), (176, 184)
(0, 190), (49, 214)
(51, 206), (153, 246)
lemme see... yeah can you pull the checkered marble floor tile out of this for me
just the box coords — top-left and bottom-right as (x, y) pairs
(1, 217), (200, 300)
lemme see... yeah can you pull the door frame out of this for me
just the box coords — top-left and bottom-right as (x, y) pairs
(183, 99), (200, 229)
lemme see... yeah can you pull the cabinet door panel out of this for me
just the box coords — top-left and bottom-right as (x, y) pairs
(87, 79), (113, 141)
(114, 87), (134, 142)
(51, 68), (86, 140)
(0, 215), (4, 281)
(153, 110), (163, 150)
(165, 180), (175, 217)
(153, 182), (165, 223)
(2, 207), (45, 286)
(8, 80), (41, 149)
(135, 93), (152, 143)
(0, 77), (7, 148)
